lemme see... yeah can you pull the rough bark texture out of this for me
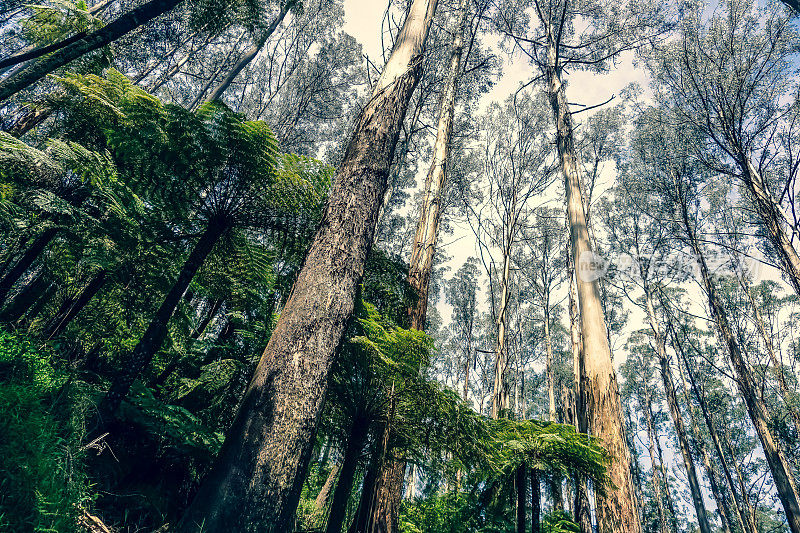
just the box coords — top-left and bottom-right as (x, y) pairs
(545, 45), (640, 533)
(369, 458), (405, 533)
(0, 0), (185, 102)
(204, 0), (295, 104)
(568, 265), (593, 533)
(0, 227), (58, 307)
(676, 176), (800, 533)
(179, 2), (438, 531)
(102, 221), (225, 414)
(326, 419), (369, 533)
(644, 291), (711, 533)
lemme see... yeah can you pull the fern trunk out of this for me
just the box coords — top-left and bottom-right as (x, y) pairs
(101, 220), (225, 414)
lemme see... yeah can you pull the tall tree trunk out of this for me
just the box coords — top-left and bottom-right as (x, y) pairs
(741, 158), (800, 298)
(517, 465), (527, 533)
(407, 0), (468, 328)
(737, 272), (800, 432)
(568, 262), (593, 533)
(723, 431), (759, 532)
(43, 269), (107, 340)
(643, 394), (673, 533)
(370, 458), (405, 533)
(654, 417), (679, 532)
(0, 269), (49, 323)
(543, 304), (564, 511)
(326, 419), (370, 533)
(669, 318), (751, 533)
(0, 227), (58, 307)
(204, 0), (296, 104)
(188, 32), (247, 110)
(315, 462), (341, 513)
(179, 2), (439, 531)
(349, 437), (384, 533)
(623, 405), (644, 516)
(491, 244), (512, 419)
(0, 31), (89, 71)
(0, 0), (185, 102)
(101, 220), (225, 414)
(531, 470), (541, 533)
(675, 171), (800, 533)
(545, 43), (639, 533)
(673, 356), (734, 533)
(643, 291), (711, 533)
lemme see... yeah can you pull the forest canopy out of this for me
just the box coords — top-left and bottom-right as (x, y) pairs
(1, 0), (800, 532)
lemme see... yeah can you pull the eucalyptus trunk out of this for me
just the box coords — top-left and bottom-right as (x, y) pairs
(568, 263), (593, 533)
(644, 291), (711, 533)
(675, 171), (800, 533)
(491, 244), (512, 419)
(0, 0), (185, 102)
(670, 319), (751, 533)
(741, 158), (800, 298)
(204, 0), (296, 104)
(545, 43), (639, 533)
(407, 0), (468, 328)
(179, 2), (439, 530)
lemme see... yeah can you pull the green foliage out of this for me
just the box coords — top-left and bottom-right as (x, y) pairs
(0, 330), (91, 533)
(399, 492), (477, 533)
(20, 0), (104, 48)
(541, 511), (580, 533)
